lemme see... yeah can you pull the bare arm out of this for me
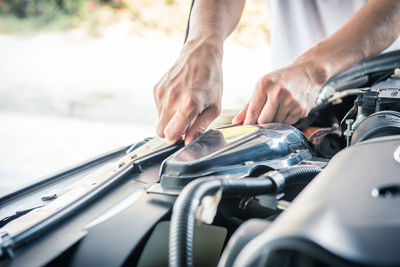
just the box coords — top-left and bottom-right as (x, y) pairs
(302, 0), (400, 81)
(154, 0), (245, 144)
(187, 0), (245, 44)
(234, 0), (400, 125)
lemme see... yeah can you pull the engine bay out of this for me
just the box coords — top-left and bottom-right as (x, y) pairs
(1, 51), (400, 267)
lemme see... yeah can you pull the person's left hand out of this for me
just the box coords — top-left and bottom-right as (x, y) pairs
(232, 61), (327, 125)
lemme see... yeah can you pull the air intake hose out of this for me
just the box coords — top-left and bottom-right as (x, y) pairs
(265, 166), (322, 192)
(169, 166), (321, 267)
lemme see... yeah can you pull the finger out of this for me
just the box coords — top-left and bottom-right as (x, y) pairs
(153, 96), (162, 117)
(271, 90), (298, 122)
(156, 107), (175, 138)
(154, 95), (163, 117)
(163, 110), (188, 144)
(273, 104), (289, 123)
(257, 97), (279, 124)
(232, 103), (249, 124)
(156, 86), (180, 137)
(244, 92), (267, 125)
(164, 100), (201, 144)
(244, 78), (271, 125)
(153, 82), (165, 116)
(283, 107), (304, 125)
(157, 105), (163, 117)
(154, 93), (163, 117)
(185, 107), (220, 145)
(284, 112), (301, 125)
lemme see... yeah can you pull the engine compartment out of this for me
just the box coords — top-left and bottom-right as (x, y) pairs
(1, 51), (400, 267)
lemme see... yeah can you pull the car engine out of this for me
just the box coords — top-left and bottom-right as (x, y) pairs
(1, 52), (400, 267)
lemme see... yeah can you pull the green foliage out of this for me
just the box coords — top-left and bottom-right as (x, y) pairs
(0, 0), (268, 48)
(0, 0), (126, 18)
(0, 13), (73, 33)
(0, 0), (127, 33)
(1, 0), (79, 18)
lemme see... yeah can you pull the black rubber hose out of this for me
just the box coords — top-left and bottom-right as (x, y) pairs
(169, 177), (275, 267)
(279, 166), (321, 186)
(169, 166), (321, 267)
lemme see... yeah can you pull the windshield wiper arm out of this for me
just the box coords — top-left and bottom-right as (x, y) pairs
(0, 206), (44, 228)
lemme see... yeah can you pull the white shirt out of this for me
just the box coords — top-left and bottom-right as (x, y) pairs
(268, 0), (400, 70)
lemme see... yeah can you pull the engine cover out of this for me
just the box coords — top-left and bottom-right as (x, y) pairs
(238, 135), (400, 266)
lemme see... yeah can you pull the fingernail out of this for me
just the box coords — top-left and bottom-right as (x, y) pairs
(184, 138), (191, 146)
(166, 138), (175, 145)
(193, 133), (201, 141)
(156, 127), (164, 138)
(233, 117), (244, 125)
(232, 115), (238, 124)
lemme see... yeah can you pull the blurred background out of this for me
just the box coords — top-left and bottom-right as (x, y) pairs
(0, 0), (270, 191)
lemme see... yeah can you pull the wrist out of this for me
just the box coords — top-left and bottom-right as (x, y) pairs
(293, 46), (334, 87)
(184, 35), (224, 59)
(294, 38), (370, 87)
(290, 59), (330, 89)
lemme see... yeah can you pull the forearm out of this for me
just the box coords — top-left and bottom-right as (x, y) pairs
(295, 0), (400, 85)
(185, 0), (245, 50)
(155, 0), (243, 143)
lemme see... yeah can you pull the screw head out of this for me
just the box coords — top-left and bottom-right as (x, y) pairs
(345, 119), (354, 125)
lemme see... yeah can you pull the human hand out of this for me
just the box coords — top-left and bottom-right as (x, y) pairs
(232, 61), (327, 125)
(153, 40), (223, 144)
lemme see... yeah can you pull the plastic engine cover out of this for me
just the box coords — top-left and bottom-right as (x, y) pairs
(240, 135), (400, 266)
(159, 124), (311, 190)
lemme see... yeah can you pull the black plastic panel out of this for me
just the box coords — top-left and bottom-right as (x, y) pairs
(238, 135), (400, 266)
(160, 124), (312, 189)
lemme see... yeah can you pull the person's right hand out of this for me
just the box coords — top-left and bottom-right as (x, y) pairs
(153, 40), (223, 145)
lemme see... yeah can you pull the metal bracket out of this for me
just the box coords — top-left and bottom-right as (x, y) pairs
(1, 232), (15, 259)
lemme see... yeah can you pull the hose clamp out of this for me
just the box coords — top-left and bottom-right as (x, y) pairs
(265, 170), (285, 193)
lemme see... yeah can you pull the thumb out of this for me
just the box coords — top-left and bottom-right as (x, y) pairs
(232, 103), (249, 124)
(185, 107), (220, 145)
